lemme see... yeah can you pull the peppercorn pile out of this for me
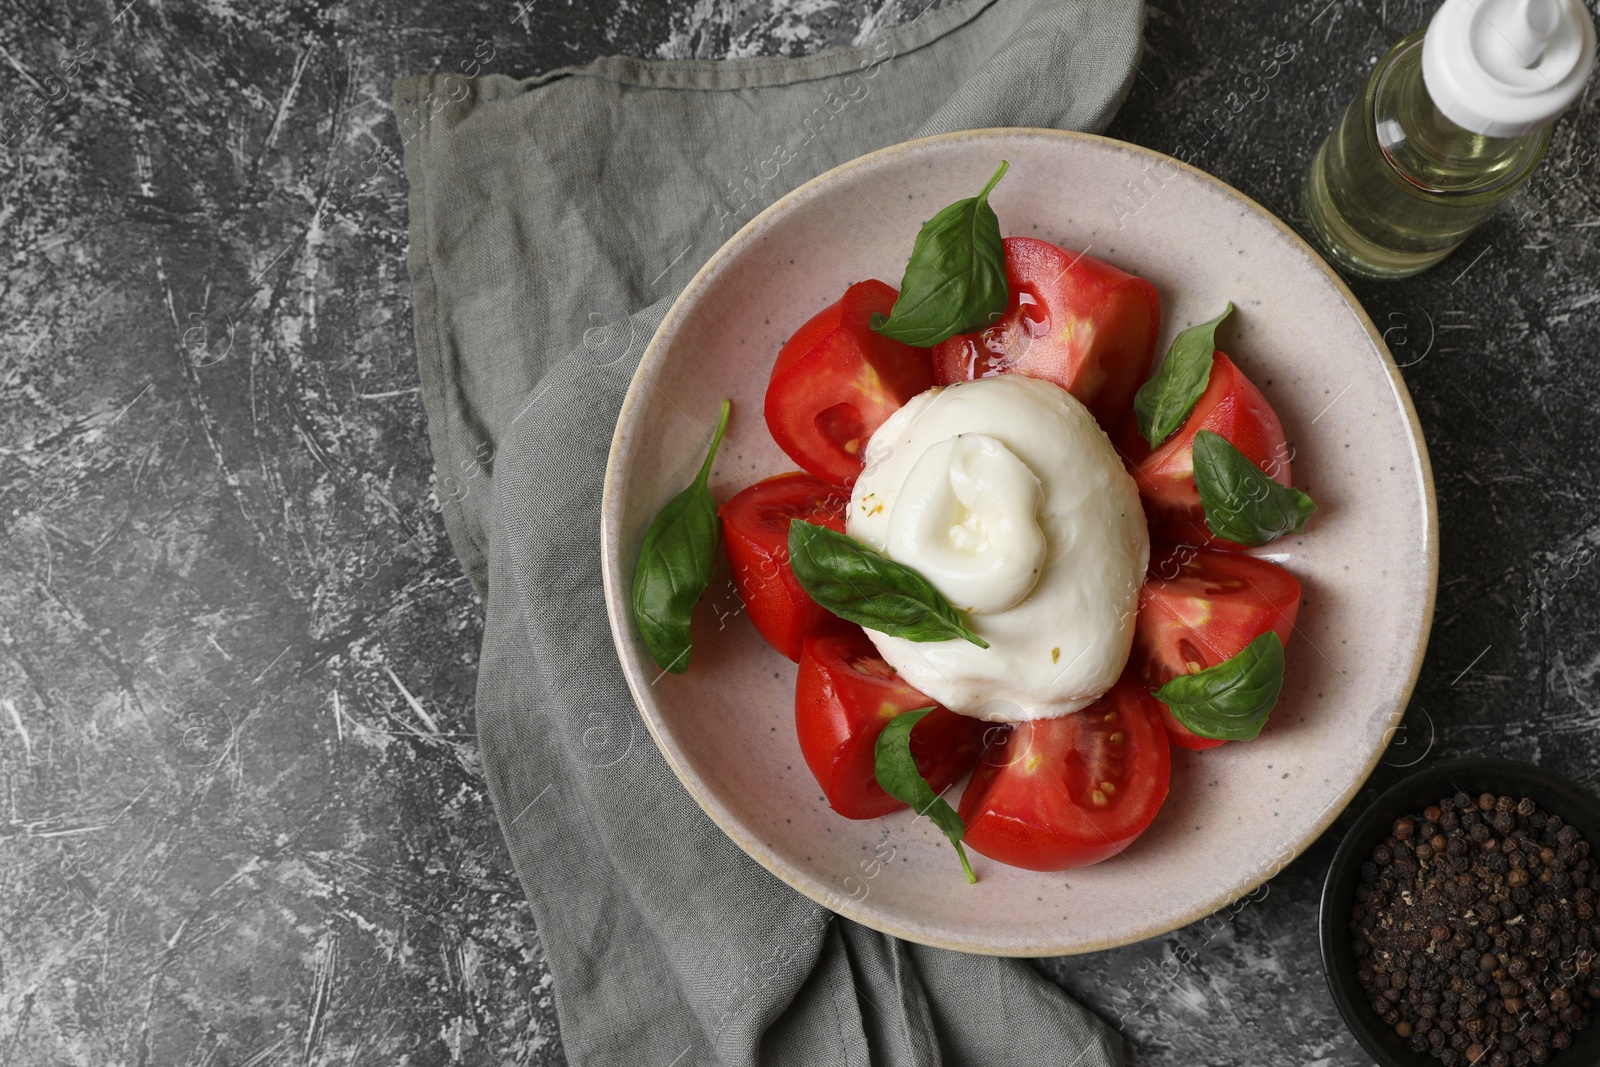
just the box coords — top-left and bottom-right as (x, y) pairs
(1351, 791), (1600, 1066)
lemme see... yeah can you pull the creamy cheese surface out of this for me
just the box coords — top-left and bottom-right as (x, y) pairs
(848, 375), (1148, 721)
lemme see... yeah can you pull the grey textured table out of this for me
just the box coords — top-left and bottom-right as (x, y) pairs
(2, 0), (1596, 1064)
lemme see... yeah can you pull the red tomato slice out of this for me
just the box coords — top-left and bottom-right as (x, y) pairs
(957, 679), (1171, 871)
(1117, 352), (1291, 550)
(931, 237), (1160, 431)
(1131, 545), (1302, 750)
(719, 473), (850, 662)
(765, 280), (935, 487)
(796, 628), (988, 820)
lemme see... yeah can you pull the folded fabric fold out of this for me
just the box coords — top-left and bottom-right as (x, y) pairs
(397, 1), (1144, 1062)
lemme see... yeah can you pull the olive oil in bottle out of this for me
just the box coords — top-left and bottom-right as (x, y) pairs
(1303, 0), (1596, 280)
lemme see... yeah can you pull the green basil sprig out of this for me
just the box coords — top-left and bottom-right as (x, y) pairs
(1133, 302), (1234, 448)
(1193, 429), (1317, 547)
(875, 708), (976, 883)
(870, 161), (1010, 347)
(631, 399), (731, 674)
(787, 520), (988, 648)
(1153, 631), (1285, 741)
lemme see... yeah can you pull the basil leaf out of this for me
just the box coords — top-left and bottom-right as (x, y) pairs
(1133, 302), (1234, 448)
(787, 520), (988, 648)
(871, 160), (1010, 347)
(631, 399), (732, 674)
(1154, 631), (1285, 741)
(1192, 429), (1317, 547)
(875, 708), (976, 883)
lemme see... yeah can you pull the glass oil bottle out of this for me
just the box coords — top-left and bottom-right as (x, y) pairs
(1303, 0), (1596, 280)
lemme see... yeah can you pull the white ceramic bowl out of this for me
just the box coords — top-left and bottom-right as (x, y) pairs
(600, 129), (1437, 956)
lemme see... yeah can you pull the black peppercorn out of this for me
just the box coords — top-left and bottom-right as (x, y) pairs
(1350, 792), (1600, 1065)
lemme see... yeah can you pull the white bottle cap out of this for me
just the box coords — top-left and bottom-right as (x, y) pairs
(1422, 0), (1597, 137)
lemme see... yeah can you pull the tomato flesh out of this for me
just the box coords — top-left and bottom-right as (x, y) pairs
(1118, 352), (1290, 550)
(1131, 545), (1302, 750)
(719, 473), (850, 662)
(796, 628), (988, 820)
(765, 280), (935, 487)
(957, 679), (1170, 871)
(931, 237), (1161, 431)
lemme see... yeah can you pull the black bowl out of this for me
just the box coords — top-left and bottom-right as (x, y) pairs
(1320, 758), (1600, 1067)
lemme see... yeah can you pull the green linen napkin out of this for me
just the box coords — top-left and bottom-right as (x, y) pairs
(396, 1), (1143, 1063)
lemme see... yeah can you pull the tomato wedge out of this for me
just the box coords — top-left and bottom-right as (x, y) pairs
(958, 679), (1170, 871)
(1117, 352), (1291, 550)
(931, 237), (1160, 431)
(1131, 545), (1302, 750)
(719, 473), (849, 662)
(765, 280), (935, 487)
(796, 628), (988, 820)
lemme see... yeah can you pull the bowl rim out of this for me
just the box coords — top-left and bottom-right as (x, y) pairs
(599, 126), (1441, 956)
(1318, 757), (1600, 1066)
